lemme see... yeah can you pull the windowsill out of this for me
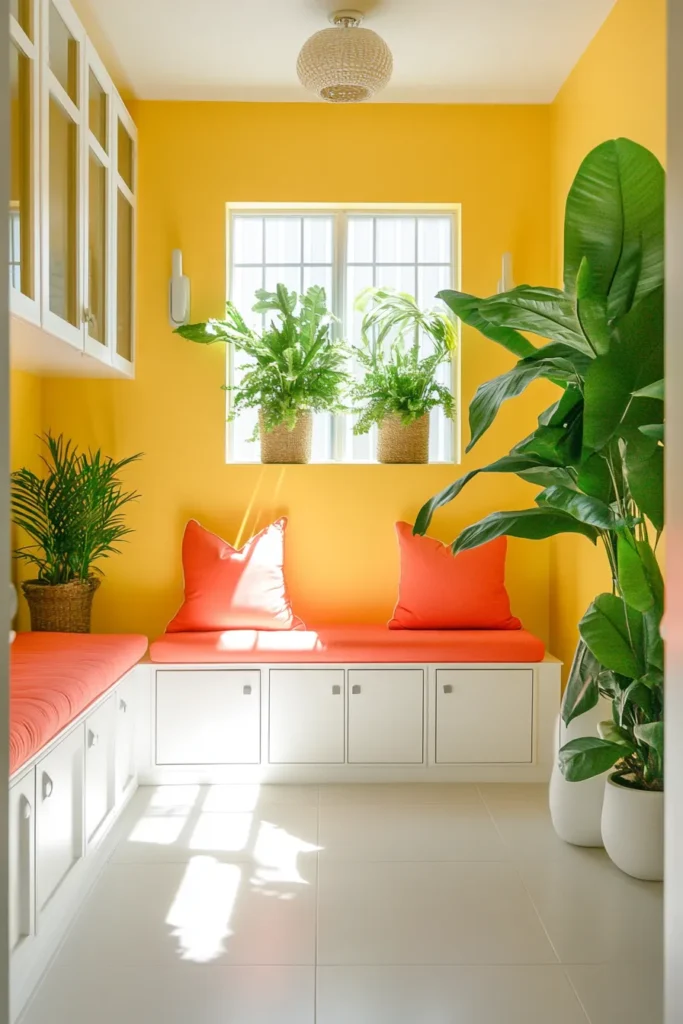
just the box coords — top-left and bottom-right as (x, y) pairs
(225, 460), (460, 467)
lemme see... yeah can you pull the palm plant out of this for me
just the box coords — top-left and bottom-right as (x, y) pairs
(351, 288), (457, 435)
(175, 284), (349, 434)
(414, 138), (664, 792)
(11, 433), (143, 585)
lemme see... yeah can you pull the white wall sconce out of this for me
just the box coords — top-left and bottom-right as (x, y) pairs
(497, 252), (515, 294)
(169, 249), (191, 328)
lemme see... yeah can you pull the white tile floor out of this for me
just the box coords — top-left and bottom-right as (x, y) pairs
(19, 783), (663, 1024)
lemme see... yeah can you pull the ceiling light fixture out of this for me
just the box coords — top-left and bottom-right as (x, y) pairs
(297, 9), (393, 103)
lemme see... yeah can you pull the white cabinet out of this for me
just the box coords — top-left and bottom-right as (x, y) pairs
(36, 725), (84, 915)
(436, 669), (533, 764)
(348, 670), (424, 764)
(10, 0), (136, 378)
(115, 673), (137, 801)
(85, 696), (115, 843)
(156, 670), (261, 765)
(269, 669), (345, 764)
(9, 770), (35, 956)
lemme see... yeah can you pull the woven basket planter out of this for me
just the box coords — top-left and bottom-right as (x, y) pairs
(22, 578), (100, 633)
(378, 413), (430, 464)
(259, 410), (313, 464)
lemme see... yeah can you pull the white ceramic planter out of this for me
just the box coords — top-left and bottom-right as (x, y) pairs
(601, 775), (664, 881)
(549, 698), (610, 847)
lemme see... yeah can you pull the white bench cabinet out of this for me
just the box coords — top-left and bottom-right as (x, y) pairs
(35, 725), (85, 916)
(348, 669), (424, 764)
(9, 770), (35, 956)
(156, 670), (261, 765)
(115, 673), (137, 801)
(85, 696), (116, 843)
(436, 669), (534, 764)
(269, 669), (345, 764)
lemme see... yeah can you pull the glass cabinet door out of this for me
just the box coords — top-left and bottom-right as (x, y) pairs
(9, 0), (40, 322)
(113, 103), (136, 371)
(83, 44), (113, 364)
(42, 0), (84, 349)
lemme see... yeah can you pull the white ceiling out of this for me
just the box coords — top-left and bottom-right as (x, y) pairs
(80, 0), (616, 104)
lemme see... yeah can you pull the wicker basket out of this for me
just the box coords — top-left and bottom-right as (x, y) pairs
(22, 578), (100, 633)
(259, 410), (313, 464)
(378, 413), (430, 464)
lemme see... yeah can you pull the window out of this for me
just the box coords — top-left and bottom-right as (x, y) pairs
(227, 205), (460, 463)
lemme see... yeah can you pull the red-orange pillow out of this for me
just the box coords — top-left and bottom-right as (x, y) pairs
(166, 518), (303, 633)
(389, 522), (521, 630)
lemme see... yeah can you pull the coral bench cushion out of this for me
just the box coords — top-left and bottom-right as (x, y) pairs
(149, 624), (545, 665)
(10, 632), (148, 775)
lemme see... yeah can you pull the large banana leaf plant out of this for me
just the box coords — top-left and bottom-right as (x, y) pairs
(415, 138), (665, 791)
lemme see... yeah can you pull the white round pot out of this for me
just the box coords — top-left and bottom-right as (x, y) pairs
(601, 775), (664, 881)
(549, 699), (610, 847)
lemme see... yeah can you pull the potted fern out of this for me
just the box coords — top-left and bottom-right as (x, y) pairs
(11, 433), (142, 633)
(415, 138), (664, 879)
(352, 289), (457, 463)
(176, 284), (349, 464)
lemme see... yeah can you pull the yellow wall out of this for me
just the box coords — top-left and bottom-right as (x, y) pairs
(549, 0), (666, 679)
(37, 102), (556, 640)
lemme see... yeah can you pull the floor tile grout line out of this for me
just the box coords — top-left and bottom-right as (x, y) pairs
(476, 784), (565, 966)
(561, 967), (595, 1024)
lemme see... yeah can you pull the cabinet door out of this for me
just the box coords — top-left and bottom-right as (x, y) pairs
(115, 674), (137, 802)
(36, 725), (84, 914)
(269, 669), (344, 764)
(85, 696), (115, 843)
(112, 98), (136, 375)
(82, 41), (113, 366)
(436, 669), (533, 764)
(156, 671), (261, 765)
(41, 0), (85, 349)
(9, 0), (41, 324)
(9, 770), (35, 955)
(348, 670), (424, 764)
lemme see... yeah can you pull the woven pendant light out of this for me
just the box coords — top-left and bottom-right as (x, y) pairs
(297, 10), (393, 103)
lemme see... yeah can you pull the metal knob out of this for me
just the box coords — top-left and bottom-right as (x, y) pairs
(119, 698), (128, 714)
(42, 773), (53, 800)
(352, 684), (361, 695)
(243, 685), (252, 696)
(332, 685), (341, 695)
(83, 308), (96, 326)
(88, 730), (99, 748)
(22, 796), (31, 820)
(443, 684), (453, 694)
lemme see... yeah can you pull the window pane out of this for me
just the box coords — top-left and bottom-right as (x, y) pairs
(9, 40), (33, 298)
(375, 217), (416, 264)
(231, 266), (263, 327)
(302, 264), (332, 296)
(264, 264), (301, 295)
(116, 190), (133, 360)
(48, 96), (78, 324)
(303, 216), (333, 264)
(375, 264), (416, 296)
(118, 119), (134, 190)
(418, 216), (452, 264)
(10, 0), (32, 37)
(233, 217), (263, 265)
(346, 263), (373, 342)
(264, 217), (301, 265)
(417, 264), (451, 309)
(89, 70), (108, 152)
(49, 3), (78, 103)
(347, 217), (373, 263)
(88, 151), (107, 344)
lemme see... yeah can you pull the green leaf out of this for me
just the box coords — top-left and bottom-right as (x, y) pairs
(174, 321), (230, 344)
(643, 608), (664, 672)
(472, 286), (594, 355)
(639, 424), (664, 441)
(558, 736), (626, 782)
(636, 541), (664, 610)
(577, 453), (615, 504)
(579, 594), (643, 678)
(575, 257), (611, 355)
(564, 138), (664, 320)
(617, 536), (655, 612)
(437, 291), (536, 359)
(413, 455), (555, 536)
(619, 680), (656, 719)
(536, 484), (616, 529)
(467, 359), (575, 453)
(597, 720), (635, 748)
(582, 351), (634, 452)
(561, 641), (601, 727)
(625, 444), (664, 532)
(453, 508), (599, 554)
(633, 721), (664, 756)
(633, 379), (664, 400)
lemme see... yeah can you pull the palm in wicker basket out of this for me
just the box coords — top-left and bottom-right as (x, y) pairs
(11, 433), (142, 633)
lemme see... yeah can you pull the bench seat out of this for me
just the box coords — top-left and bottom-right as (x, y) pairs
(10, 632), (148, 776)
(149, 624), (545, 665)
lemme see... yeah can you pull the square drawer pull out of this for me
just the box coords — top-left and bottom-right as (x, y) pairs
(243, 685), (252, 696)
(443, 684), (453, 694)
(352, 684), (361, 695)
(332, 685), (341, 695)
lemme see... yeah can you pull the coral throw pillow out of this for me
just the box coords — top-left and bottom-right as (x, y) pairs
(389, 522), (521, 630)
(166, 518), (303, 633)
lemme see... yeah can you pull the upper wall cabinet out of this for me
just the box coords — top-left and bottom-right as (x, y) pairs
(9, 0), (137, 379)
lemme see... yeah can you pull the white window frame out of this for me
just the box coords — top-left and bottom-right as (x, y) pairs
(225, 202), (462, 465)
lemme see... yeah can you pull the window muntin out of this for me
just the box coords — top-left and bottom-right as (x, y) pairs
(227, 207), (459, 463)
